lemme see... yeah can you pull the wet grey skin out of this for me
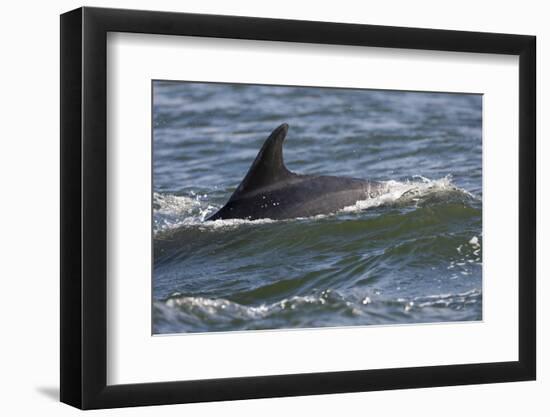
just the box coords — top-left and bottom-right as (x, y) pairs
(207, 123), (384, 221)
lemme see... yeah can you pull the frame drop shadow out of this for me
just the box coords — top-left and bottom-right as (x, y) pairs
(36, 386), (59, 401)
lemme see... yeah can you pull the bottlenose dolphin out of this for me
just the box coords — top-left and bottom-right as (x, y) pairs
(207, 123), (384, 221)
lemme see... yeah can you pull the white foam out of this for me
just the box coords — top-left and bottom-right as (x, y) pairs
(469, 236), (480, 248)
(342, 175), (472, 212)
(153, 192), (201, 215)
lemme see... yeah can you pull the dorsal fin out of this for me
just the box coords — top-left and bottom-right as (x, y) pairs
(229, 123), (293, 200)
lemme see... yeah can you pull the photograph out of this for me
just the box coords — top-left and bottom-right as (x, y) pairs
(152, 81), (483, 334)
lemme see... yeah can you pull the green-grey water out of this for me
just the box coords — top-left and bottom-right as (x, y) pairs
(152, 81), (482, 334)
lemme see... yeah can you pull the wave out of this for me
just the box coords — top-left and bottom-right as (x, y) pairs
(153, 288), (481, 334)
(342, 175), (474, 212)
(153, 175), (476, 235)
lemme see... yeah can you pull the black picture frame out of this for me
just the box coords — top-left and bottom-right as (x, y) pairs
(60, 6), (536, 410)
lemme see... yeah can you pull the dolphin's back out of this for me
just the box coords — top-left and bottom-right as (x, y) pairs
(207, 124), (382, 221)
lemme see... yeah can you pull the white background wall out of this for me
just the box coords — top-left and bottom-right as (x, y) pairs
(0, 0), (545, 415)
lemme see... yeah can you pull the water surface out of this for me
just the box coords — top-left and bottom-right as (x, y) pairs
(152, 81), (482, 334)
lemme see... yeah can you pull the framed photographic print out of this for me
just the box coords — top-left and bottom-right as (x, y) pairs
(60, 6), (536, 409)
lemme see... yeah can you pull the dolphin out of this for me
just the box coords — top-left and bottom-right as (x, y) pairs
(207, 123), (384, 221)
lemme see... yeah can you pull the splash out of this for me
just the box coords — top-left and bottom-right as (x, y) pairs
(153, 192), (218, 234)
(343, 175), (473, 213)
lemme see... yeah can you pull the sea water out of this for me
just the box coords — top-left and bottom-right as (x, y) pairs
(152, 82), (482, 334)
